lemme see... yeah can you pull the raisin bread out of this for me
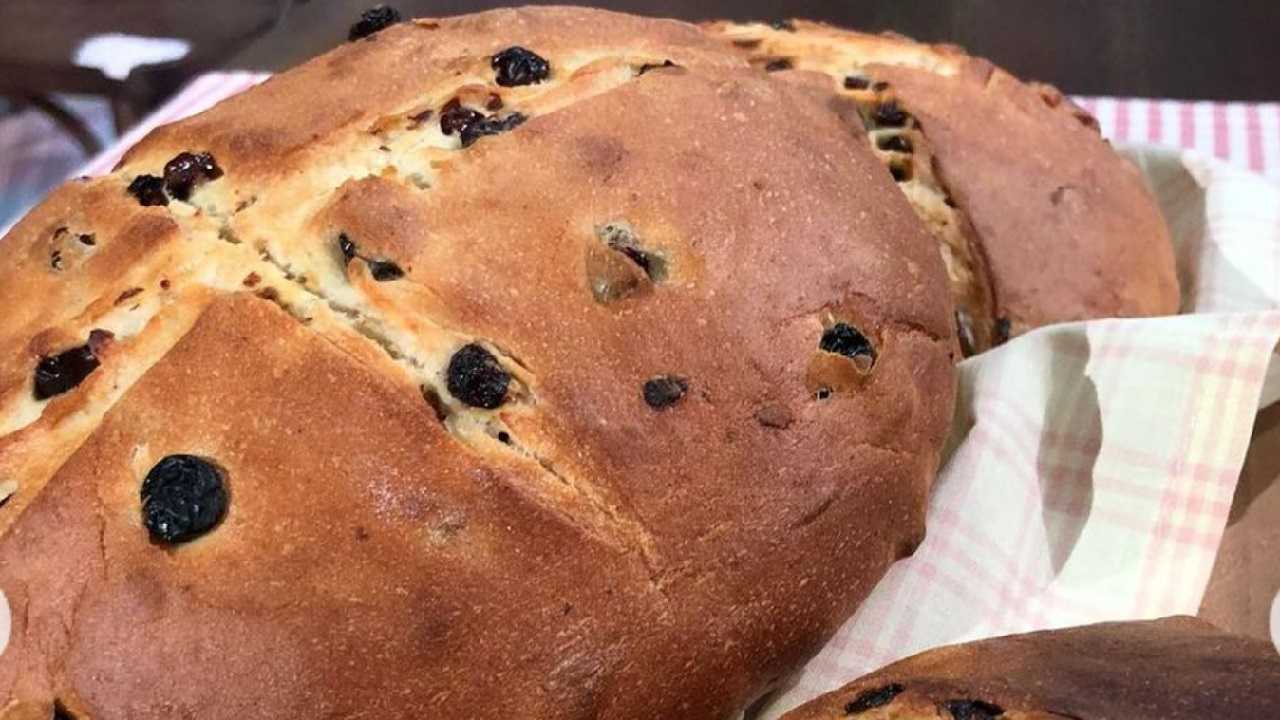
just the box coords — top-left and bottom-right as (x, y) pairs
(705, 20), (1181, 353)
(779, 616), (1280, 719)
(0, 7), (955, 719)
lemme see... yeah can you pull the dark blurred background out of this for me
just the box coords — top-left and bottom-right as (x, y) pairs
(2, 0), (1278, 129)
(239, 0), (1280, 101)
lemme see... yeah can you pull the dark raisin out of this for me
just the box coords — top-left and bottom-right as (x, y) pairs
(53, 700), (77, 720)
(496, 431), (511, 444)
(421, 385), (450, 422)
(408, 108), (433, 127)
(50, 250), (64, 271)
(764, 58), (793, 72)
(447, 343), (510, 409)
(844, 75), (871, 90)
(162, 151), (222, 201)
(820, 323), (876, 364)
(492, 46), (551, 87)
(638, 59), (678, 75)
(619, 246), (652, 273)
(459, 112), (527, 148)
(1073, 109), (1101, 132)
(955, 309), (977, 356)
(33, 331), (111, 400)
(815, 387), (833, 400)
(770, 19), (797, 31)
(878, 135), (913, 153)
(872, 101), (910, 127)
(889, 159), (913, 182)
(367, 259), (405, 281)
(115, 287), (143, 305)
(141, 454), (228, 544)
(844, 683), (905, 715)
(197, 153), (221, 176)
(439, 99), (484, 136)
(994, 316), (1012, 344)
(484, 93), (504, 111)
(338, 233), (358, 264)
(127, 174), (168, 206)
(643, 375), (687, 409)
(338, 233), (403, 280)
(598, 222), (667, 281)
(78, 233), (96, 246)
(943, 699), (1005, 720)
(349, 4), (402, 41)
(872, 80), (890, 92)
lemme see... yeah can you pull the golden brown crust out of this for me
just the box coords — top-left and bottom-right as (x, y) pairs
(872, 63), (1180, 335)
(705, 20), (1180, 346)
(119, 8), (743, 181)
(0, 7), (954, 718)
(780, 617), (1280, 719)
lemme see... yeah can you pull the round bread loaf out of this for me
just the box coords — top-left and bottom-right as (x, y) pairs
(0, 7), (954, 719)
(706, 20), (1181, 354)
(779, 616), (1280, 719)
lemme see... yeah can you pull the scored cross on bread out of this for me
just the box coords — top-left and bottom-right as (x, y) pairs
(0, 8), (955, 719)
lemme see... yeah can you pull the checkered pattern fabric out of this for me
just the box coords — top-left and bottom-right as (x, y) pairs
(4, 73), (1280, 717)
(1080, 97), (1280, 180)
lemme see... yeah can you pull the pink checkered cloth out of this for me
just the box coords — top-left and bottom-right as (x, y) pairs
(68, 74), (1280, 716)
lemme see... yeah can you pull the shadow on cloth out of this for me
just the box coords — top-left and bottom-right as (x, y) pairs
(1036, 332), (1102, 574)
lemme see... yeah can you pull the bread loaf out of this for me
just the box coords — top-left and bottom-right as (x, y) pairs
(706, 20), (1181, 353)
(779, 616), (1280, 719)
(0, 7), (954, 719)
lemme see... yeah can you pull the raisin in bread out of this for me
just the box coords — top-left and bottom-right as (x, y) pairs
(705, 20), (1180, 354)
(780, 616), (1280, 720)
(0, 7), (955, 719)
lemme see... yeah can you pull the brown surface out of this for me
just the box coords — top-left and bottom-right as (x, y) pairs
(0, 7), (955, 719)
(781, 617), (1280, 720)
(706, 21), (1180, 347)
(1200, 401), (1280, 641)
(871, 62), (1180, 337)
